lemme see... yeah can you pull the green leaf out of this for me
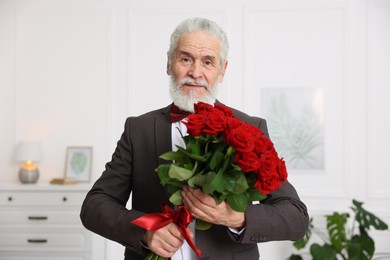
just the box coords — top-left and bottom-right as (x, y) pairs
(195, 219), (212, 231)
(155, 164), (171, 184)
(187, 140), (202, 156)
(352, 199), (389, 231)
(225, 172), (249, 194)
(226, 193), (248, 212)
(310, 243), (337, 260)
(327, 212), (349, 252)
(246, 189), (267, 202)
(159, 151), (185, 161)
(202, 171), (217, 194)
(209, 169), (226, 193)
(169, 190), (182, 205)
(188, 173), (207, 188)
(347, 226), (375, 260)
(209, 150), (225, 171)
(177, 146), (207, 162)
(288, 255), (303, 260)
(168, 164), (194, 181)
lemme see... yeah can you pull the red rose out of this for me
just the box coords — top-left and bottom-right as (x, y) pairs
(203, 110), (227, 135)
(254, 175), (280, 194)
(254, 135), (275, 156)
(277, 158), (288, 183)
(194, 102), (214, 113)
(257, 152), (278, 181)
(235, 151), (261, 173)
(215, 103), (233, 117)
(184, 114), (206, 136)
(226, 125), (255, 153)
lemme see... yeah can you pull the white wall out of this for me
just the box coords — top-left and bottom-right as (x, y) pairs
(1, 0), (389, 259)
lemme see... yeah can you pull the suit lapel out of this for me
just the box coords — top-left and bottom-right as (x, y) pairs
(154, 104), (173, 165)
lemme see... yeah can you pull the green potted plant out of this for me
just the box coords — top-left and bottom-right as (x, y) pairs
(289, 199), (389, 260)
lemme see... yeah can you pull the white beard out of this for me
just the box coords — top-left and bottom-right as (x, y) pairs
(169, 76), (218, 113)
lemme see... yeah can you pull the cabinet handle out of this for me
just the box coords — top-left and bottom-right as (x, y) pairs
(27, 239), (48, 243)
(28, 216), (48, 221)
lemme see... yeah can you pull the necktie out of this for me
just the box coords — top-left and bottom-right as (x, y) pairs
(170, 104), (191, 123)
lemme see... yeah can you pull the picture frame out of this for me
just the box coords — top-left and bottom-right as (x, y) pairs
(64, 146), (92, 182)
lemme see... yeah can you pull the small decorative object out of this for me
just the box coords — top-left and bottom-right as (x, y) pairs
(49, 178), (78, 185)
(289, 199), (389, 260)
(14, 141), (43, 184)
(64, 146), (92, 182)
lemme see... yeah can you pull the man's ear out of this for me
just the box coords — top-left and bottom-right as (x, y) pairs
(166, 61), (171, 75)
(218, 60), (228, 83)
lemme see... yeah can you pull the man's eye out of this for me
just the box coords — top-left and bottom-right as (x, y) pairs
(181, 57), (191, 63)
(204, 60), (214, 67)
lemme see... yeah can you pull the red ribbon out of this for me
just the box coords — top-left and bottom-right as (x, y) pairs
(131, 204), (203, 259)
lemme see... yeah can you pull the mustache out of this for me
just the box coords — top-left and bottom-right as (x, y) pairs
(177, 77), (208, 89)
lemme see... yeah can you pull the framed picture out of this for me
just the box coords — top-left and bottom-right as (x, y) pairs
(262, 87), (324, 171)
(64, 146), (92, 182)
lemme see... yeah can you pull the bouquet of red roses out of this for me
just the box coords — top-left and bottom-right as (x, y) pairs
(155, 102), (287, 229)
(132, 102), (287, 259)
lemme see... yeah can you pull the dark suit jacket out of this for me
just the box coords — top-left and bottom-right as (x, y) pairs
(80, 104), (309, 260)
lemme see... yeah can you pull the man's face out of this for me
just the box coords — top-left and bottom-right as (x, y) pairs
(168, 31), (228, 111)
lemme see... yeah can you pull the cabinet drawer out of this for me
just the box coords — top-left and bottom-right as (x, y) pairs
(0, 257), (86, 260)
(0, 209), (81, 225)
(0, 229), (89, 251)
(0, 192), (86, 206)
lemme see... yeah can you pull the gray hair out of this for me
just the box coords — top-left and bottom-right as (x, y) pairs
(167, 17), (229, 67)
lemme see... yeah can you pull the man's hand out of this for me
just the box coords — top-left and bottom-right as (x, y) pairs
(181, 186), (246, 229)
(142, 223), (193, 258)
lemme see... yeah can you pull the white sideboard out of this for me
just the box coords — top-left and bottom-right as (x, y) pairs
(0, 183), (96, 260)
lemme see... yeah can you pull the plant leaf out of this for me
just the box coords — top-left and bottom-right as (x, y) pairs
(159, 151), (185, 161)
(246, 189), (267, 202)
(177, 146), (207, 162)
(347, 226), (375, 260)
(209, 150), (225, 171)
(188, 173), (207, 188)
(209, 169), (226, 193)
(168, 164), (194, 181)
(352, 199), (389, 231)
(155, 164), (171, 184)
(201, 171), (217, 194)
(225, 172), (249, 194)
(169, 190), (182, 205)
(310, 243), (337, 260)
(327, 212), (349, 252)
(195, 219), (212, 231)
(187, 140), (202, 156)
(226, 193), (248, 212)
(288, 255), (303, 260)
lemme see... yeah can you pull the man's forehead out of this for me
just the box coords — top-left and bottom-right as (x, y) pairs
(175, 31), (221, 57)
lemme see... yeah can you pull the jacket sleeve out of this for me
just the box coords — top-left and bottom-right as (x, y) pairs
(79, 117), (148, 256)
(229, 116), (309, 243)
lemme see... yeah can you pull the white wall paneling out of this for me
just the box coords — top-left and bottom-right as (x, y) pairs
(368, 1), (390, 199)
(14, 8), (113, 184)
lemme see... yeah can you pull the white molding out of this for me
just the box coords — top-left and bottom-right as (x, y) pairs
(367, 2), (390, 199)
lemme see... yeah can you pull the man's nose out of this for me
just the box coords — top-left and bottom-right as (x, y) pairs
(188, 61), (203, 78)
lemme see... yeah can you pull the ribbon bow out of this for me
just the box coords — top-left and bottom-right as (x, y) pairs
(170, 103), (191, 123)
(131, 204), (203, 259)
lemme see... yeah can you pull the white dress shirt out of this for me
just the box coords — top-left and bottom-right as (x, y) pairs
(171, 121), (197, 260)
